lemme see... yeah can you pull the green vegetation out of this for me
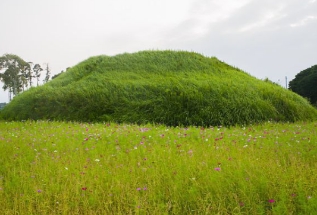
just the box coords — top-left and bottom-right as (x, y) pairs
(1, 120), (317, 214)
(289, 64), (317, 107)
(0, 54), (50, 101)
(2, 51), (316, 214)
(1, 50), (317, 126)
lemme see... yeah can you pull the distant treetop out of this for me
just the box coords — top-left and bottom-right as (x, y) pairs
(289, 65), (317, 106)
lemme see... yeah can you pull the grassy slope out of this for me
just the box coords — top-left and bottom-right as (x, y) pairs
(1, 50), (317, 125)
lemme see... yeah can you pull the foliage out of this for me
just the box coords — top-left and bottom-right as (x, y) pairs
(51, 70), (64, 80)
(1, 50), (317, 126)
(289, 65), (317, 106)
(0, 54), (31, 100)
(263, 77), (279, 86)
(33, 63), (43, 86)
(43, 63), (51, 84)
(1, 120), (317, 214)
(0, 54), (47, 100)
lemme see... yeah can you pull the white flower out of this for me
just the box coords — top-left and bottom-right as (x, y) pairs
(65, 167), (68, 170)
(95, 159), (100, 162)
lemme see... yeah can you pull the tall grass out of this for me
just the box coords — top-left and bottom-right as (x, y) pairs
(1, 120), (317, 214)
(1, 50), (316, 125)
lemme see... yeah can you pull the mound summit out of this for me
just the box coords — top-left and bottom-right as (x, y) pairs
(1, 50), (317, 126)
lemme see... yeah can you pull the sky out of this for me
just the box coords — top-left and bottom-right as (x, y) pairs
(0, 0), (316, 103)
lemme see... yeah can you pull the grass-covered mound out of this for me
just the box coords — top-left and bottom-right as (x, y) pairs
(1, 50), (317, 126)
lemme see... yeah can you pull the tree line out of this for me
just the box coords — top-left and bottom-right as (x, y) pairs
(0, 54), (50, 101)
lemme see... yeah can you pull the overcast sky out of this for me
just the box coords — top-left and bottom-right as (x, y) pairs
(0, 0), (316, 102)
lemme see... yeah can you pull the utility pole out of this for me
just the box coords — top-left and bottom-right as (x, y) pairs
(285, 76), (288, 89)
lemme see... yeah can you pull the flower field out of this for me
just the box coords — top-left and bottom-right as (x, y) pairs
(1, 120), (317, 214)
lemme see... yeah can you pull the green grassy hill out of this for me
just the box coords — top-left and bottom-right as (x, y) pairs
(1, 50), (317, 126)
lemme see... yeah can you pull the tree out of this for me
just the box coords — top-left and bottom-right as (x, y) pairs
(43, 63), (51, 83)
(33, 63), (43, 86)
(289, 65), (317, 106)
(26, 62), (34, 87)
(0, 54), (30, 100)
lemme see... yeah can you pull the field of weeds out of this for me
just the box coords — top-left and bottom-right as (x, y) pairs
(1, 120), (317, 214)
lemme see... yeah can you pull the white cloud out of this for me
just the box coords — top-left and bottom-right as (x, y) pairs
(290, 15), (317, 27)
(237, 5), (287, 32)
(188, 0), (251, 35)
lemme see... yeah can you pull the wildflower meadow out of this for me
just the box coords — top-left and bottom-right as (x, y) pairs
(1, 120), (317, 214)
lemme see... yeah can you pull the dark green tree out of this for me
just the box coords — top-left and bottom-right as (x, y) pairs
(289, 65), (317, 106)
(0, 54), (30, 100)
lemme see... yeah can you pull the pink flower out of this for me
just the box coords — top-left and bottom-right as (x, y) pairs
(188, 150), (193, 156)
(214, 167), (221, 171)
(268, 199), (275, 203)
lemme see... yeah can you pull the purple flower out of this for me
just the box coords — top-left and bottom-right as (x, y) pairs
(137, 188), (141, 191)
(214, 167), (221, 171)
(37, 189), (42, 193)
